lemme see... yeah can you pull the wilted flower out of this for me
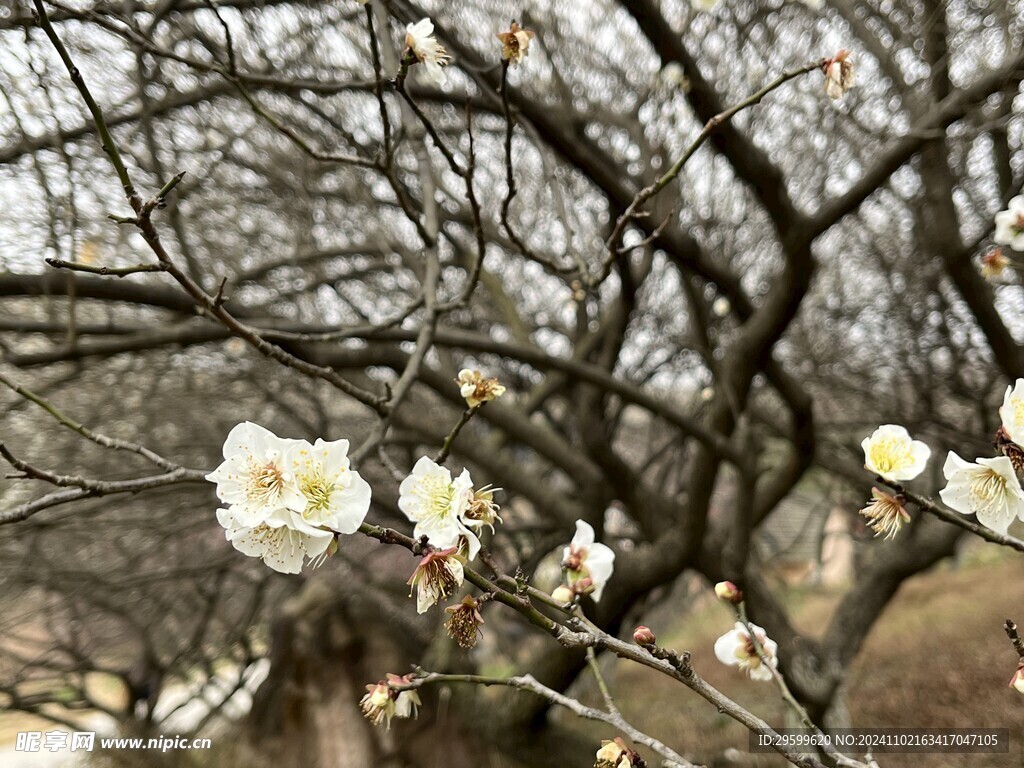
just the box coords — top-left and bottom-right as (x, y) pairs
(206, 422), (307, 526)
(823, 49), (855, 99)
(715, 580), (743, 604)
(940, 452), (1024, 534)
(689, 0), (720, 11)
(860, 488), (911, 540)
(399, 457), (477, 552)
(464, 486), (502, 532)
(457, 369), (506, 408)
(445, 595), (485, 648)
(1010, 664), (1024, 694)
(496, 21), (535, 65)
(712, 296), (731, 317)
(999, 379), (1024, 447)
(216, 507), (334, 574)
(861, 425), (930, 483)
(360, 675), (420, 730)
(290, 438), (371, 534)
(981, 248), (1010, 280)
(562, 520), (615, 602)
(404, 18), (451, 85)
(994, 196), (1024, 252)
(714, 621), (779, 681)
(408, 547), (465, 613)
(632, 625), (656, 646)
(360, 681), (393, 728)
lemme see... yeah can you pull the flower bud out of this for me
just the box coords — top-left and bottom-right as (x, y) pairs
(573, 577), (595, 596)
(715, 580), (743, 604)
(552, 585), (575, 604)
(632, 625), (656, 646)
(1010, 664), (1024, 694)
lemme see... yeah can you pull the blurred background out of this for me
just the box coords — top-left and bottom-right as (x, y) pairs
(0, 0), (1023, 766)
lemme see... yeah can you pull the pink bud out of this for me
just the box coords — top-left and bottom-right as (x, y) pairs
(632, 625), (656, 646)
(715, 580), (743, 604)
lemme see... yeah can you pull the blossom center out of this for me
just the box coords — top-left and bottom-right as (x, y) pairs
(969, 469), (1009, 510)
(868, 437), (913, 474)
(300, 470), (336, 514)
(247, 460), (285, 504)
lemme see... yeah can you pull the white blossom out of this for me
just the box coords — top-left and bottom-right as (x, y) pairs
(861, 424), (930, 483)
(714, 621), (778, 681)
(206, 422), (307, 526)
(216, 507), (333, 574)
(290, 438), (371, 534)
(994, 196), (1024, 252)
(1000, 379), (1024, 446)
(562, 520), (615, 602)
(398, 457), (481, 557)
(405, 18), (451, 85)
(939, 452), (1024, 534)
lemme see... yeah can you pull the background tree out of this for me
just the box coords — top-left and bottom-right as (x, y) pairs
(1, 0), (1022, 766)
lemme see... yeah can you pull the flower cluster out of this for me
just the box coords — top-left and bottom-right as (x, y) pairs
(714, 621), (779, 682)
(360, 674), (421, 730)
(398, 457), (503, 611)
(858, 424), (929, 539)
(207, 423), (371, 573)
(937, 381), (1024, 535)
(556, 520), (616, 602)
(860, 382), (1024, 537)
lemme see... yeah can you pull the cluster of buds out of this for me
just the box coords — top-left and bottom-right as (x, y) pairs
(496, 21), (535, 66)
(595, 738), (646, 768)
(360, 674), (421, 730)
(407, 547), (465, 614)
(445, 595), (486, 649)
(823, 49), (855, 99)
(457, 369), (507, 408)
